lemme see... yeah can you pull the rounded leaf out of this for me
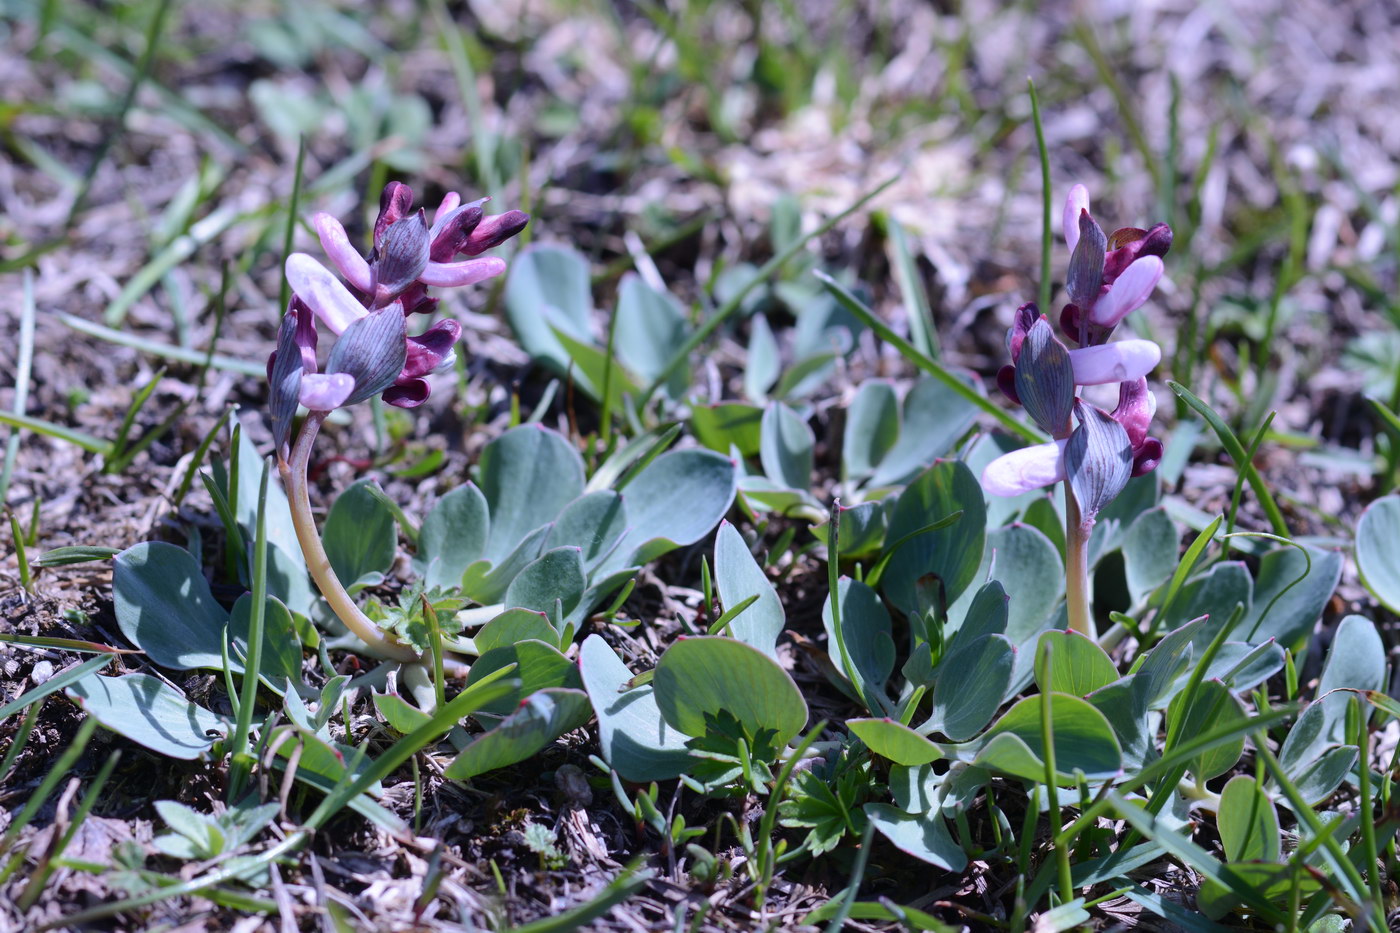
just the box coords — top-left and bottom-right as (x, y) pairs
(653, 636), (807, 747)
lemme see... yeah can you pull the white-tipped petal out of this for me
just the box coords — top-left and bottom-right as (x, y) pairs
(981, 439), (1069, 497)
(1089, 256), (1164, 328)
(1063, 184), (1091, 252)
(285, 253), (367, 336)
(1069, 340), (1162, 385)
(312, 214), (372, 293)
(299, 372), (355, 411)
(419, 256), (507, 287)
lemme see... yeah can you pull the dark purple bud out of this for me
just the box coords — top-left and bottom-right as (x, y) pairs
(429, 202), (486, 262)
(325, 306), (408, 407)
(1138, 223), (1173, 259)
(371, 211), (430, 307)
(996, 364), (1020, 405)
(1066, 210), (1107, 310)
(459, 210), (530, 256)
(1106, 227), (1147, 251)
(400, 319), (461, 380)
(382, 379), (431, 408)
(1059, 304), (1082, 344)
(1131, 437), (1163, 477)
(1104, 222), (1174, 282)
(1007, 301), (1041, 360)
(1013, 318), (1076, 439)
(268, 302), (306, 460)
(397, 282), (439, 317)
(1066, 401), (1133, 523)
(292, 296), (318, 372)
(1110, 377), (1156, 449)
(374, 182), (414, 248)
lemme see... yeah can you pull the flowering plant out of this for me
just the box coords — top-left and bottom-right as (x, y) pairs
(981, 185), (1171, 636)
(268, 182), (528, 663)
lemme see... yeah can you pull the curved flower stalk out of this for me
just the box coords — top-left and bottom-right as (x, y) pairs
(268, 182), (529, 664)
(982, 186), (1171, 637)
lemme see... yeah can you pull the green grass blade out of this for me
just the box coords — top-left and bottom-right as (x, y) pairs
(640, 175), (900, 406)
(0, 270), (36, 504)
(0, 655), (112, 722)
(0, 411), (110, 456)
(1028, 78), (1053, 312)
(817, 270), (1044, 442)
(1168, 381), (1289, 536)
(59, 313), (264, 377)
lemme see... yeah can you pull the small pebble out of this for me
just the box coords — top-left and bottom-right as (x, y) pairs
(30, 660), (54, 685)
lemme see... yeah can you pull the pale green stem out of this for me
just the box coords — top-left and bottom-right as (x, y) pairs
(1064, 484), (1095, 638)
(281, 412), (420, 662)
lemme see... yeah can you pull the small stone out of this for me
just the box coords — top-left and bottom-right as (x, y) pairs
(30, 660), (54, 685)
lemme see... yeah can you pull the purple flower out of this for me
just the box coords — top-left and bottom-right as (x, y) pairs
(274, 182), (529, 414)
(983, 186), (1171, 497)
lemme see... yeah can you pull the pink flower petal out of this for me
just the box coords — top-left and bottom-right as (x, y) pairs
(312, 213), (371, 293)
(285, 253), (367, 336)
(1063, 184), (1091, 252)
(981, 439), (1069, 497)
(1069, 340), (1161, 385)
(418, 256), (507, 288)
(1111, 377), (1157, 448)
(299, 372), (355, 411)
(434, 191), (461, 225)
(1089, 256), (1164, 328)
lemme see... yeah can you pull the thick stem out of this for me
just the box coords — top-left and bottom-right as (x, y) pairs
(281, 412), (420, 662)
(1063, 482), (1096, 638)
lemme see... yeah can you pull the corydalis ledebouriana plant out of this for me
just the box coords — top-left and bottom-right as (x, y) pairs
(982, 185), (1170, 499)
(981, 185), (1170, 637)
(267, 182), (528, 663)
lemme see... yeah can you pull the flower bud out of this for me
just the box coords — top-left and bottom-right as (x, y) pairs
(373, 181), (414, 248)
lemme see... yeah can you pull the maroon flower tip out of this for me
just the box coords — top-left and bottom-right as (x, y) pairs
(1059, 304), (1081, 344)
(382, 379), (431, 408)
(400, 319), (462, 380)
(374, 182), (415, 247)
(459, 210), (530, 256)
(429, 204), (486, 262)
(1139, 222), (1173, 259)
(1131, 437), (1163, 477)
(996, 364), (1020, 405)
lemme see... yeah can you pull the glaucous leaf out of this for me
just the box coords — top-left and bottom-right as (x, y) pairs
(1317, 614), (1385, 738)
(613, 274), (689, 397)
(417, 483), (489, 591)
(842, 380), (899, 481)
(848, 718), (941, 766)
(474, 608), (561, 656)
(864, 804), (967, 873)
(882, 460), (986, 616)
(1217, 775), (1279, 863)
(1166, 680), (1246, 781)
(477, 425), (585, 564)
(229, 593), (303, 688)
(504, 546), (586, 617)
(113, 542), (231, 671)
(464, 639), (583, 716)
(444, 688), (592, 781)
(822, 577), (896, 700)
(68, 672), (226, 760)
(759, 402), (814, 491)
(503, 245), (595, 390)
(323, 479), (396, 588)
(809, 500), (887, 560)
(1240, 546), (1343, 650)
(714, 521), (784, 656)
(1119, 507), (1177, 605)
(1161, 563), (1252, 647)
(1035, 630), (1118, 697)
(579, 635), (693, 781)
(744, 312), (780, 403)
(653, 636), (807, 747)
(460, 524), (552, 605)
(928, 634), (1015, 741)
(544, 491), (628, 574)
(1357, 495), (1400, 613)
(597, 449), (736, 574)
(976, 693), (1122, 783)
(868, 376), (981, 489)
